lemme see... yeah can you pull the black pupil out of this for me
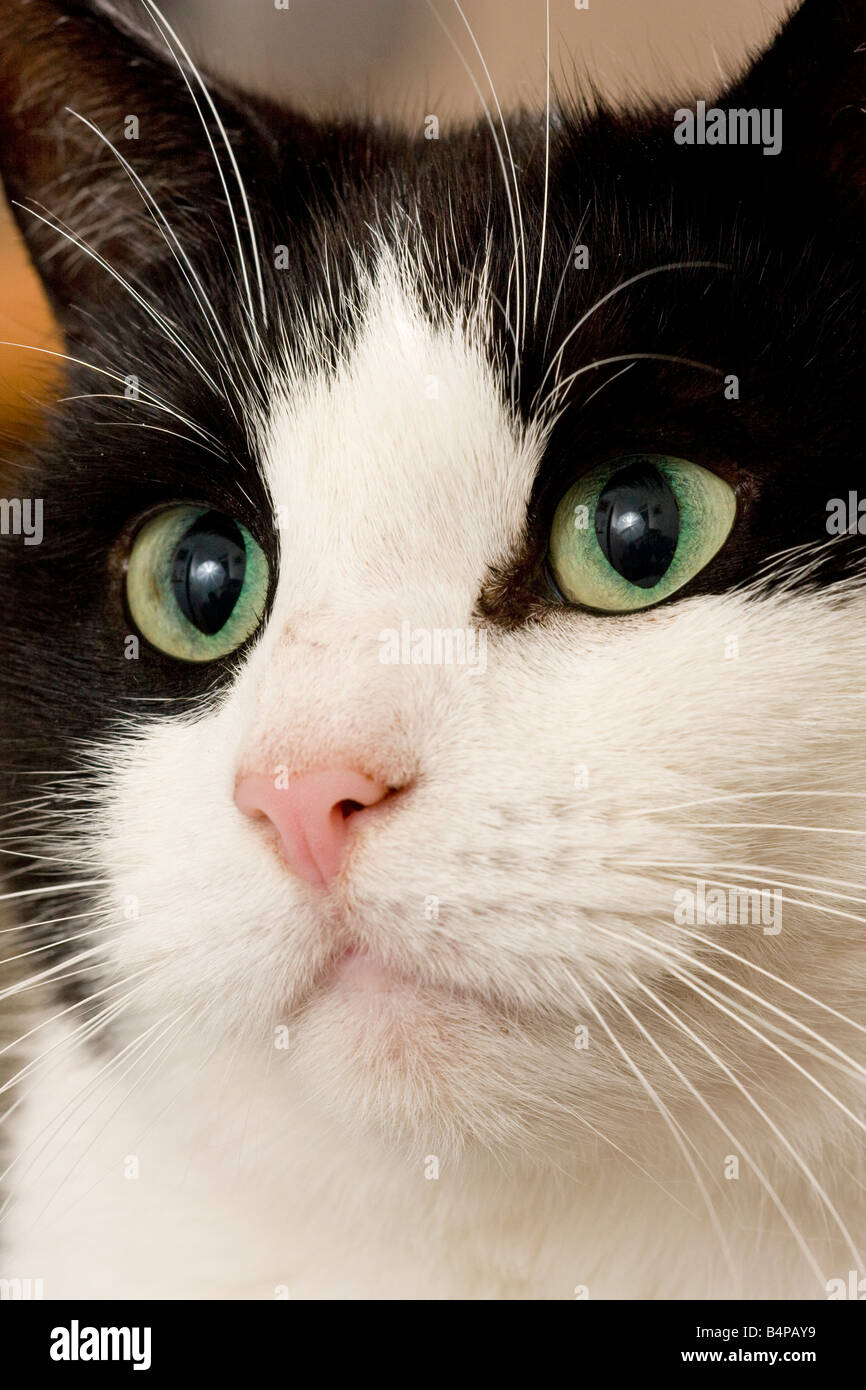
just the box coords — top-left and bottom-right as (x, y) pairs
(594, 462), (680, 589)
(170, 512), (246, 635)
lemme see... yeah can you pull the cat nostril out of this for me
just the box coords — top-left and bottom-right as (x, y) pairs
(234, 769), (398, 886)
(340, 786), (405, 819)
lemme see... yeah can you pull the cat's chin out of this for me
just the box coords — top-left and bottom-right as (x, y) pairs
(282, 950), (579, 1157)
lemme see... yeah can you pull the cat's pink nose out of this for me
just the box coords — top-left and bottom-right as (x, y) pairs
(233, 770), (391, 886)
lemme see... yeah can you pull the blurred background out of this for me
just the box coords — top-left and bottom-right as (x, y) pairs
(0, 0), (795, 445)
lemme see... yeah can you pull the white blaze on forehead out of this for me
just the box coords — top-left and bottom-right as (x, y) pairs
(258, 254), (546, 614)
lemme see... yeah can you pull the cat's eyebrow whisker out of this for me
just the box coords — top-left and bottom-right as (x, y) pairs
(57, 394), (224, 450)
(596, 967), (829, 1290)
(0, 815), (59, 836)
(140, 0), (266, 333)
(14, 201), (225, 398)
(0, 865), (49, 884)
(113, 692), (219, 703)
(577, 361), (635, 412)
(565, 967), (741, 1293)
(539, 350), (725, 421)
(0, 808), (55, 829)
(86, 419), (230, 462)
(542, 211), (590, 360)
(0, 341), (205, 433)
(535, 260), (730, 412)
(319, 233), (338, 327)
(448, 0), (529, 346)
(0, 770), (88, 777)
(445, 257), (522, 390)
(424, 1), (524, 390)
(532, 0), (552, 330)
(65, 106), (239, 380)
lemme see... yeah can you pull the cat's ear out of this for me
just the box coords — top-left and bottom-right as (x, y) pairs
(0, 0), (272, 324)
(723, 0), (866, 196)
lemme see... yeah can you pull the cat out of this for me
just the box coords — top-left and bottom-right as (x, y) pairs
(0, 0), (864, 1300)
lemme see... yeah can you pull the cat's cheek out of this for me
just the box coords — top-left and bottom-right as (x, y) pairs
(82, 711), (333, 1029)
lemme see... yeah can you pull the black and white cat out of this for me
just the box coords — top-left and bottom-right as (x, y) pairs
(1, 0), (865, 1299)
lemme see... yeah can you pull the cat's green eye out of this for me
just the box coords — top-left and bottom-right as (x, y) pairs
(548, 455), (736, 613)
(126, 505), (269, 662)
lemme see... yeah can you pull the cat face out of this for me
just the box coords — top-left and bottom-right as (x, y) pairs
(1, 0), (865, 1163)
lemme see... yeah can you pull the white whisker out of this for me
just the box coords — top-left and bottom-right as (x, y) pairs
(627, 970), (863, 1275)
(29, 1005), (199, 1226)
(618, 970), (828, 1286)
(65, 106), (239, 386)
(424, 1), (523, 397)
(141, 0), (266, 329)
(0, 881), (107, 907)
(15, 201), (223, 396)
(449, 0), (528, 345)
(567, 968), (740, 1292)
(663, 960), (866, 1130)
(535, 261), (728, 411)
(532, 0), (552, 328)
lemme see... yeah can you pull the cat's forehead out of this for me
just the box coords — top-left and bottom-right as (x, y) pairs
(257, 251), (546, 602)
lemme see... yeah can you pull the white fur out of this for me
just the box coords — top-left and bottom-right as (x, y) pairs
(3, 256), (865, 1299)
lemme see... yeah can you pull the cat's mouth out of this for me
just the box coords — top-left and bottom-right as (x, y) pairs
(311, 939), (517, 1021)
(304, 935), (480, 1014)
